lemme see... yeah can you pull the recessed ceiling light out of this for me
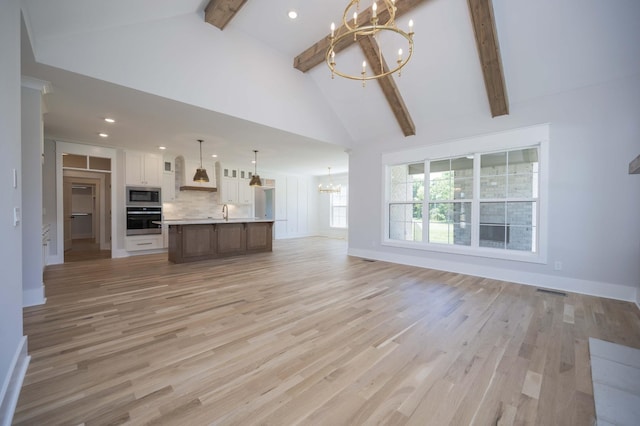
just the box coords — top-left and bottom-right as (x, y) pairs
(99, 133), (108, 138)
(211, 154), (218, 158)
(158, 146), (166, 150)
(251, 160), (256, 164)
(104, 118), (115, 123)
(288, 10), (298, 19)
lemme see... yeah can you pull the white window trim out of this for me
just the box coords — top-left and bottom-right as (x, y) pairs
(381, 124), (549, 264)
(330, 186), (348, 229)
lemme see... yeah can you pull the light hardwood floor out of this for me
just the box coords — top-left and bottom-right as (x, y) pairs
(14, 237), (640, 425)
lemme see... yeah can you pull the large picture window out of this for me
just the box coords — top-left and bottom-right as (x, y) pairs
(383, 125), (548, 263)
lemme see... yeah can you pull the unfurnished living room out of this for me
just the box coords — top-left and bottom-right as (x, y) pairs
(2, 0), (640, 425)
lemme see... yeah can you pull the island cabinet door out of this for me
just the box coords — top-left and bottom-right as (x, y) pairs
(169, 225), (216, 263)
(246, 222), (273, 253)
(216, 223), (246, 256)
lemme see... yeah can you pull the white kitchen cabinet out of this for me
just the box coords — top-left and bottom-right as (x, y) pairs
(125, 234), (163, 251)
(125, 151), (162, 186)
(162, 155), (176, 201)
(217, 162), (254, 205)
(162, 172), (175, 202)
(219, 177), (239, 203)
(238, 182), (254, 204)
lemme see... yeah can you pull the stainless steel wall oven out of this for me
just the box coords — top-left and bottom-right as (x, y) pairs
(126, 206), (162, 236)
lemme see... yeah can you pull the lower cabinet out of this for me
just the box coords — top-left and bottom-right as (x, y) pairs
(167, 222), (273, 263)
(169, 224), (216, 263)
(246, 222), (273, 253)
(125, 234), (164, 251)
(216, 223), (246, 256)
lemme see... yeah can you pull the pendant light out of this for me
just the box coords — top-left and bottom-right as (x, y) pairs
(193, 139), (209, 183)
(249, 150), (262, 187)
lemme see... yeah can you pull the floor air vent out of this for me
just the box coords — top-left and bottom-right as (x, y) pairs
(536, 288), (567, 297)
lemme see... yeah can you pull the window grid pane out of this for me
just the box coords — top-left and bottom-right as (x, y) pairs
(330, 186), (348, 228)
(387, 146), (539, 254)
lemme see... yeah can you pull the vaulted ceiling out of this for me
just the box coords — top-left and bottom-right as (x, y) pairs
(20, 0), (640, 175)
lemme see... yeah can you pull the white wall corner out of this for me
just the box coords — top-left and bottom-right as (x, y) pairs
(0, 336), (30, 426)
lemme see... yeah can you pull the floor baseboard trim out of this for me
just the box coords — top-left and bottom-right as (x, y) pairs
(23, 286), (46, 307)
(0, 336), (30, 426)
(348, 248), (637, 303)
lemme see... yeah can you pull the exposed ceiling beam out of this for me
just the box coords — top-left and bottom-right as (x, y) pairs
(294, 0), (427, 73)
(359, 36), (416, 137)
(467, 0), (508, 117)
(205, 0), (248, 30)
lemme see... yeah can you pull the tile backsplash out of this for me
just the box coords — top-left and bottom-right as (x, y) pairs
(163, 190), (252, 220)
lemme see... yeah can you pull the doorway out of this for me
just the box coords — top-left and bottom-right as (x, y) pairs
(63, 172), (111, 262)
(255, 187), (274, 221)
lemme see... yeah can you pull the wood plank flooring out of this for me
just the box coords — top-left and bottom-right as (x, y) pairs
(14, 237), (640, 425)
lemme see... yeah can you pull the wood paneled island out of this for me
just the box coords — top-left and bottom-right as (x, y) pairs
(161, 219), (274, 264)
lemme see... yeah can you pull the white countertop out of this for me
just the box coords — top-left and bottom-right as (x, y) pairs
(155, 218), (274, 225)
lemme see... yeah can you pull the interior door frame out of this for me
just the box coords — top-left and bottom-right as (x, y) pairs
(55, 141), (117, 264)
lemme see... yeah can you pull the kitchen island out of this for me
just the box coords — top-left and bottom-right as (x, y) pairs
(160, 219), (274, 264)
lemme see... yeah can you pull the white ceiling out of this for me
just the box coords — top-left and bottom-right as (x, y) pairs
(19, 0), (640, 175)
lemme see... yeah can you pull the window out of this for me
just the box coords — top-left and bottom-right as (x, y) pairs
(382, 124), (548, 263)
(330, 186), (348, 228)
(389, 163), (424, 241)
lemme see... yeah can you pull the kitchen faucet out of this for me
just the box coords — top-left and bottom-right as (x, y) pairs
(222, 204), (228, 221)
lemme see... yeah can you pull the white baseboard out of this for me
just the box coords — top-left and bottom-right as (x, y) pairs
(348, 248), (637, 303)
(0, 336), (30, 426)
(23, 286), (46, 307)
(47, 253), (64, 265)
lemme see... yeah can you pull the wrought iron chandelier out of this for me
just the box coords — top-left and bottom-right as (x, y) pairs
(318, 167), (341, 193)
(326, 0), (414, 85)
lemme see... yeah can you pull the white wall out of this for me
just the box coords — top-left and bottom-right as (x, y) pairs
(42, 139), (57, 261)
(0, 2), (29, 424)
(348, 75), (640, 302)
(21, 82), (45, 307)
(28, 12), (352, 147)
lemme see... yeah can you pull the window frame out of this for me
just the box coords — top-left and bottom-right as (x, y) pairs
(382, 124), (549, 264)
(329, 185), (348, 229)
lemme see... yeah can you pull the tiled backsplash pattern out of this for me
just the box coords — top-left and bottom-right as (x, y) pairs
(163, 190), (251, 220)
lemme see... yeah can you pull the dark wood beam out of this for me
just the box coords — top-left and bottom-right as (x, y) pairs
(294, 0), (427, 73)
(359, 36), (416, 137)
(205, 0), (248, 30)
(467, 0), (508, 117)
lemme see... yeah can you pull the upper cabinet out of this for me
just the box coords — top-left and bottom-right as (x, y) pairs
(125, 151), (162, 187)
(162, 155), (176, 202)
(217, 162), (254, 205)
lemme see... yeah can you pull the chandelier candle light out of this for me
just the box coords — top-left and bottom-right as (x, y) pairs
(318, 167), (341, 193)
(327, 0), (414, 85)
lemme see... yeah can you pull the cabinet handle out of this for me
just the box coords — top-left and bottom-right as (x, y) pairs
(137, 242), (153, 246)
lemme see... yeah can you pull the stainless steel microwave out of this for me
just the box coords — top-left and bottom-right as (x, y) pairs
(126, 186), (161, 206)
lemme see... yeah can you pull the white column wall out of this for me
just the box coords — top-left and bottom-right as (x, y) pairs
(0, 1), (29, 424)
(21, 82), (45, 306)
